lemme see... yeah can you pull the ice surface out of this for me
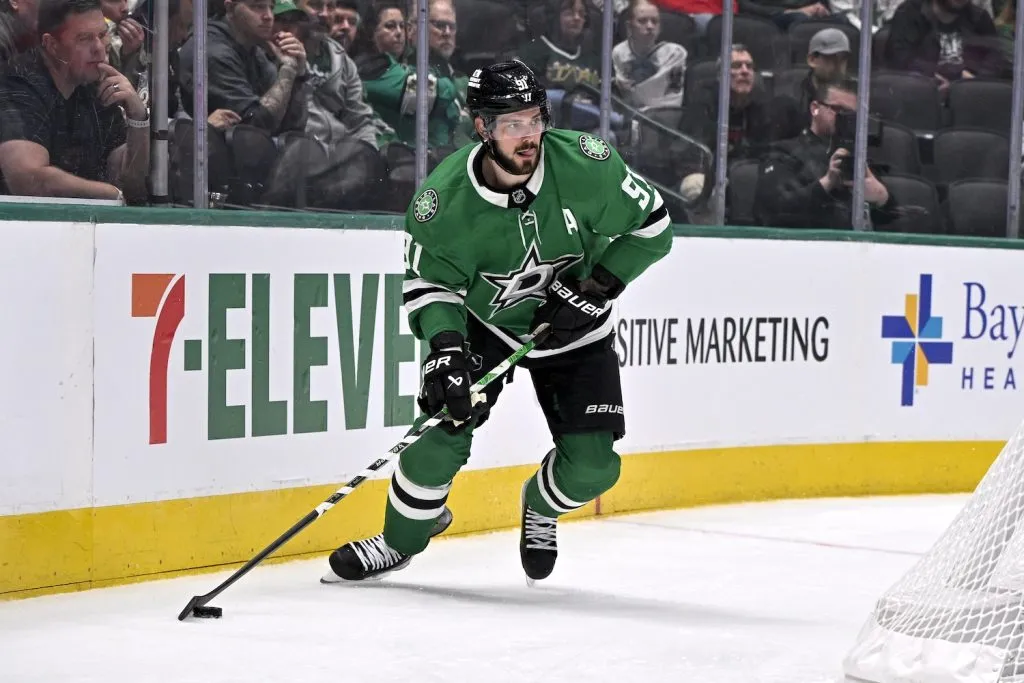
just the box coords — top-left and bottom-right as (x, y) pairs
(0, 494), (967, 683)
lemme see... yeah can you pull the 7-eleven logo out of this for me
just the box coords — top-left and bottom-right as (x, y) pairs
(131, 274), (186, 444)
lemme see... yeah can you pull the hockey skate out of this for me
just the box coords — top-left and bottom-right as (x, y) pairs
(520, 482), (558, 585)
(321, 507), (453, 583)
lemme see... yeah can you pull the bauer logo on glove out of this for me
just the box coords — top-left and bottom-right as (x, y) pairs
(531, 274), (616, 350)
(548, 280), (607, 318)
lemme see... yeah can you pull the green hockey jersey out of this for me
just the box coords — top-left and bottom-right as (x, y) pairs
(402, 128), (673, 357)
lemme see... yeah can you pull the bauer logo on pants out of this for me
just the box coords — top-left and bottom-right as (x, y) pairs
(585, 404), (623, 415)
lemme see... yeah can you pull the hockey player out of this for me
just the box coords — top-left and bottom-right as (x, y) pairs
(322, 59), (672, 584)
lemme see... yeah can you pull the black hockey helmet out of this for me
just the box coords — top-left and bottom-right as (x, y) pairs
(467, 59), (550, 122)
(467, 60), (551, 174)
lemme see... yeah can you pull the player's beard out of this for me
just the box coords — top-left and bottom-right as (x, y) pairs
(493, 139), (539, 176)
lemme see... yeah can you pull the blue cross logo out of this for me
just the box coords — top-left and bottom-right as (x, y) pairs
(881, 274), (954, 407)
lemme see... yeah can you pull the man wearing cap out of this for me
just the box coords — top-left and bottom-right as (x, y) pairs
(268, 0), (392, 209)
(273, 0), (388, 148)
(177, 0), (309, 134)
(772, 27), (851, 141)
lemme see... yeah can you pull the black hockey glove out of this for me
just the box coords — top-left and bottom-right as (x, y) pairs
(418, 331), (475, 422)
(531, 265), (624, 351)
(530, 280), (608, 351)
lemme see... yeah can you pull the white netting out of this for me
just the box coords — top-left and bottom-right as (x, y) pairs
(843, 419), (1024, 683)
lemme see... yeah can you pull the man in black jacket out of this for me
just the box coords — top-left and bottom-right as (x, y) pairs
(674, 44), (782, 207)
(177, 0), (309, 134)
(753, 79), (899, 230)
(884, 0), (1004, 87)
(680, 44), (779, 163)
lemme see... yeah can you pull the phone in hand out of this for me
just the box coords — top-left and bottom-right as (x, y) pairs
(839, 153), (854, 182)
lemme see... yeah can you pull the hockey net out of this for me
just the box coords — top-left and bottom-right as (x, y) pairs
(843, 419), (1024, 683)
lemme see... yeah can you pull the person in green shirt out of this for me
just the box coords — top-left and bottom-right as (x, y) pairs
(357, 0), (472, 150)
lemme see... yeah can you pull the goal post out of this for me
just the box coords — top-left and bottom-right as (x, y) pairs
(842, 420), (1024, 683)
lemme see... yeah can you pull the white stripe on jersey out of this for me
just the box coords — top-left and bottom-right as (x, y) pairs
(405, 290), (464, 312)
(632, 211), (671, 238)
(403, 277), (468, 296)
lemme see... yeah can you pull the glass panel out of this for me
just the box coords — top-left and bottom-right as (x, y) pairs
(599, 0), (715, 224)
(860, 0), (1016, 237)
(0, 0), (1014, 230)
(165, 0), (426, 211)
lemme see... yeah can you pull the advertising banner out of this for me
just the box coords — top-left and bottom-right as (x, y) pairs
(615, 237), (1024, 454)
(92, 224), (552, 507)
(4, 222), (1015, 511)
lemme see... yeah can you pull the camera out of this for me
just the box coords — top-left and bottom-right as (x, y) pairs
(833, 109), (883, 181)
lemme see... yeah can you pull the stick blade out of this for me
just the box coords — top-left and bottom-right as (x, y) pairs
(178, 595), (224, 621)
(178, 596), (201, 621)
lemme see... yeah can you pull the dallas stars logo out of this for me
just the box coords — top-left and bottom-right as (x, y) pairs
(480, 241), (581, 316)
(579, 135), (610, 161)
(413, 189), (438, 222)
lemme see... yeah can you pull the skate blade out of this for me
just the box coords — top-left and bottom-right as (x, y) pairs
(525, 576), (536, 588)
(319, 558), (412, 585)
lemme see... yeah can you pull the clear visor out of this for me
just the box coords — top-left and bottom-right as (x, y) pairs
(484, 109), (551, 141)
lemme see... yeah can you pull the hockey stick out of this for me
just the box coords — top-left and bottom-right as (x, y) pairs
(177, 322), (550, 621)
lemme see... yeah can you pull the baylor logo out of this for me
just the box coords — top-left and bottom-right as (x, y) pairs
(481, 241), (581, 316)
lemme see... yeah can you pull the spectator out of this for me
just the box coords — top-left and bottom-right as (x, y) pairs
(513, 0), (601, 93)
(0, 0), (149, 202)
(99, 0), (144, 82)
(269, 0), (387, 208)
(348, 0), (405, 64)
(612, 0), (687, 110)
(869, 0), (994, 27)
(681, 44), (779, 164)
(649, 0), (736, 35)
(131, 0), (239, 131)
(358, 0), (468, 149)
(177, 0), (309, 134)
(885, 0), (1001, 88)
(0, 0), (37, 63)
(273, 0), (388, 147)
(753, 79), (899, 229)
(738, 0), (831, 31)
(674, 45), (780, 212)
(772, 27), (851, 140)
(328, 0), (356, 46)
(408, 0), (459, 77)
(299, 0), (332, 32)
